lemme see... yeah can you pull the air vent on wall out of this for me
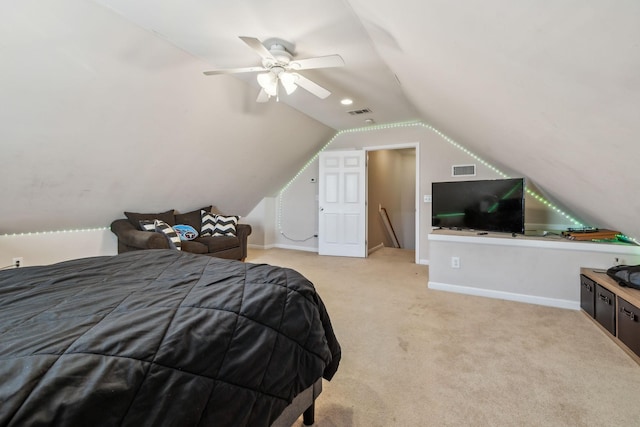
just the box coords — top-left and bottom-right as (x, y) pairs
(347, 108), (372, 115)
(452, 164), (476, 177)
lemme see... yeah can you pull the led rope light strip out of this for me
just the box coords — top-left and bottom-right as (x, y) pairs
(417, 123), (584, 226)
(0, 121), (617, 241)
(0, 227), (109, 237)
(277, 121), (421, 235)
(524, 188), (584, 226)
(617, 234), (640, 245)
(278, 120), (589, 234)
(278, 120), (421, 196)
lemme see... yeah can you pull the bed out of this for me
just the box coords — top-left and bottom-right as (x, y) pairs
(0, 249), (341, 426)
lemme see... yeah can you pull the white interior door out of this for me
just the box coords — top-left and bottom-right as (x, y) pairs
(318, 150), (367, 257)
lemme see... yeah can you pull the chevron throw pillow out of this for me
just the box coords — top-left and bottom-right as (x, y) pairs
(201, 210), (217, 236)
(211, 214), (239, 237)
(138, 219), (182, 250)
(154, 219), (182, 250)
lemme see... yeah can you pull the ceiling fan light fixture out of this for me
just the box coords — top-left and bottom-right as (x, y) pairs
(257, 72), (277, 96)
(279, 72), (298, 95)
(204, 36), (344, 103)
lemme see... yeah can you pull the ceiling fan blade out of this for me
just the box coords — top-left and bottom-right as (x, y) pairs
(256, 88), (270, 103)
(239, 36), (277, 62)
(292, 73), (331, 99)
(289, 55), (344, 71)
(203, 66), (266, 76)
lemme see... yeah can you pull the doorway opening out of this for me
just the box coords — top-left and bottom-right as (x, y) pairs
(317, 144), (419, 263)
(366, 144), (419, 263)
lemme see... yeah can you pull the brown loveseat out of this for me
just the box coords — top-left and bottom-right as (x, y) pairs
(110, 207), (251, 261)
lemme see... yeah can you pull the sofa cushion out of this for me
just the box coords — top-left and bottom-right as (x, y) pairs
(180, 240), (209, 254)
(125, 209), (175, 227)
(175, 206), (212, 232)
(195, 235), (240, 253)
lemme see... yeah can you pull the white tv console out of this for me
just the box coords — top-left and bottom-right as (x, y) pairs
(427, 230), (640, 309)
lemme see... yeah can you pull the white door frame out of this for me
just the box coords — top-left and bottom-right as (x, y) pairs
(364, 142), (420, 264)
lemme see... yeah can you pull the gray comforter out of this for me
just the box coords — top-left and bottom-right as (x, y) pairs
(0, 250), (340, 426)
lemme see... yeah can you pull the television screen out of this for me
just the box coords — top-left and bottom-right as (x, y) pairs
(431, 178), (525, 234)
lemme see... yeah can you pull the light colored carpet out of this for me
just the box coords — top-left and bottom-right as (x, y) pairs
(246, 247), (640, 427)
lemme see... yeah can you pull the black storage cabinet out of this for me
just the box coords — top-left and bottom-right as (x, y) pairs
(580, 274), (596, 318)
(595, 284), (616, 336)
(618, 297), (640, 357)
(580, 268), (640, 365)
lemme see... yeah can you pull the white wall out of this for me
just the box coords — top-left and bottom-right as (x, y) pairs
(274, 164), (323, 252)
(349, 1), (640, 243)
(272, 123), (578, 262)
(0, 229), (117, 268)
(0, 0), (334, 235)
(0, 198), (268, 267)
(0, 119), (598, 270)
(244, 197), (277, 249)
(429, 231), (640, 309)
(398, 150), (417, 249)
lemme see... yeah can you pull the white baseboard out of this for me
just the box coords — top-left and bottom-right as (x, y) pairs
(251, 244), (431, 262)
(248, 243), (276, 250)
(248, 243), (318, 253)
(427, 281), (580, 310)
(272, 244), (318, 253)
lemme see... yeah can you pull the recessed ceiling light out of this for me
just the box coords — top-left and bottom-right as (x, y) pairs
(340, 98), (353, 105)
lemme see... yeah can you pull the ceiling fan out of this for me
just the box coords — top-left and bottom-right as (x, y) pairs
(203, 36), (344, 102)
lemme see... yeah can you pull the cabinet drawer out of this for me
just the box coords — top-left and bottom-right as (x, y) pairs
(618, 297), (640, 357)
(580, 274), (596, 317)
(595, 284), (616, 336)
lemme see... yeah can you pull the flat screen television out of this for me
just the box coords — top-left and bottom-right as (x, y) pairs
(432, 178), (525, 234)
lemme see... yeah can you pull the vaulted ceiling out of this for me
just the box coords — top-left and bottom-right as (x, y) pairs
(2, 0), (639, 241)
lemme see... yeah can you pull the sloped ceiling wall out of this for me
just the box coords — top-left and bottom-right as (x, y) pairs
(1, 0), (639, 243)
(0, 0), (334, 234)
(348, 0), (640, 241)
